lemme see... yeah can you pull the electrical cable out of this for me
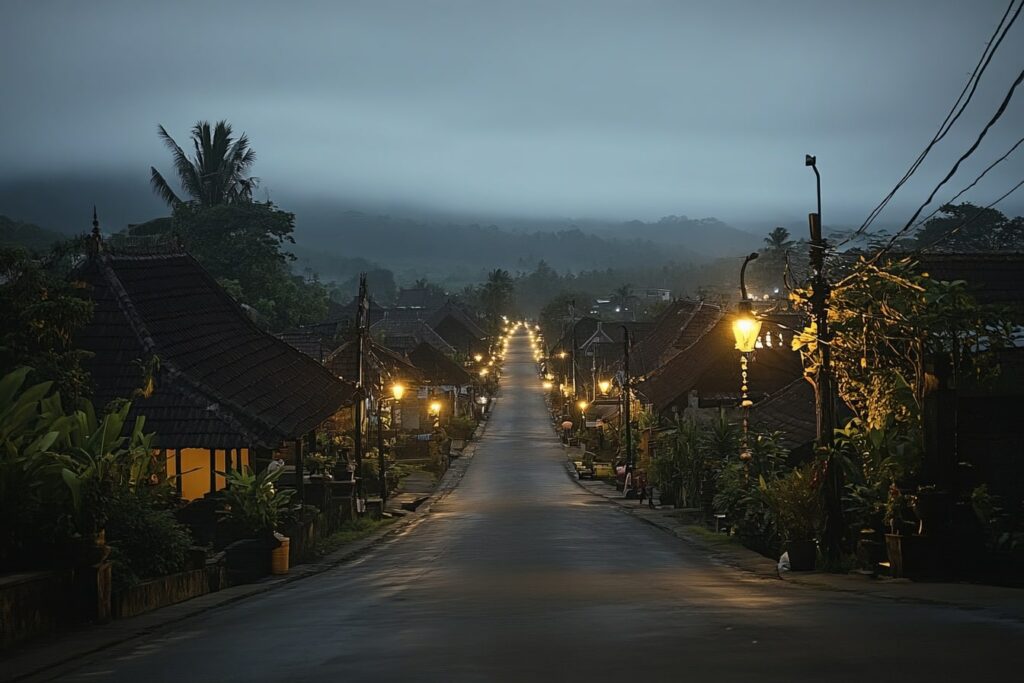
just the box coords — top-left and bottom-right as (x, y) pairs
(831, 0), (1021, 251)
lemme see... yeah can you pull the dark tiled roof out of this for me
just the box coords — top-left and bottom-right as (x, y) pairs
(370, 317), (455, 355)
(396, 287), (448, 310)
(630, 300), (703, 376)
(408, 342), (473, 386)
(637, 318), (732, 409)
(636, 311), (804, 412)
(325, 339), (424, 386)
(748, 379), (817, 449)
(77, 252), (355, 449)
(276, 330), (326, 362)
(428, 300), (488, 340)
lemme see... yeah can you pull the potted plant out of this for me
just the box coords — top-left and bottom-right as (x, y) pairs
(221, 466), (293, 582)
(762, 464), (821, 571)
(883, 484), (938, 579)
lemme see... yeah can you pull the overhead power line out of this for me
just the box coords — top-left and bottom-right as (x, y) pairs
(831, 0), (1021, 251)
(871, 67), (1024, 257)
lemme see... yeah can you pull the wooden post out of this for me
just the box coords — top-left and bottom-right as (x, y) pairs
(295, 438), (305, 504)
(209, 449), (216, 494)
(173, 449), (182, 497)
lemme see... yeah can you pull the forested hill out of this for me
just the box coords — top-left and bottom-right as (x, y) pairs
(0, 215), (68, 252)
(291, 210), (709, 282)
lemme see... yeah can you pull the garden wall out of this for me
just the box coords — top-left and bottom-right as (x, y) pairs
(0, 570), (74, 651)
(111, 568), (210, 619)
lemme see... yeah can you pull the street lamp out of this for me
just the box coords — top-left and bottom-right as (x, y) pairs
(732, 252), (762, 354)
(598, 379), (611, 395)
(473, 353), (483, 363)
(733, 252), (762, 465)
(543, 380), (553, 390)
(391, 383), (405, 401)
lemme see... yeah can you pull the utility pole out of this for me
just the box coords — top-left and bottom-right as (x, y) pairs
(806, 155), (841, 558)
(570, 300), (578, 399)
(376, 387), (387, 509)
(621, 325), (633, 476)
(353, 273), (367, 505)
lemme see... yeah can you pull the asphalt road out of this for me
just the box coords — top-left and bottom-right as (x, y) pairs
(56, 330), (1022, 682)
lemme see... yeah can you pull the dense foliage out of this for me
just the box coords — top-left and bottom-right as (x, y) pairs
(0, 368), (190, 577)
(0, 247), (94, 400)
(171, 201), (329, 330)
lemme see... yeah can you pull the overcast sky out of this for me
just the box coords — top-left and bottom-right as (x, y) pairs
(1, 0), (1022, 228)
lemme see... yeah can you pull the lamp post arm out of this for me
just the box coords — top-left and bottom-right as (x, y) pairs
(739, 252), (759, 301)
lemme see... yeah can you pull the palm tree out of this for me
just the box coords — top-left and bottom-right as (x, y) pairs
(763, 227), (794, 252)
(150, 120), (258, 208)
(480, 269), (514, 325)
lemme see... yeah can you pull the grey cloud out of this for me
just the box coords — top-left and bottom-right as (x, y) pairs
(1, 0), (1021, 228)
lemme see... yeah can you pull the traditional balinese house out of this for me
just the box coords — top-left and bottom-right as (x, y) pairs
(630, 299), (715, 377)
(395, 286), (448, 312)
(276, 329), (328, 362)
(427, 300), (489, 359)
(304, 295), (386, 343)
(76, 245), (355, 501)
(636, 307), (805, 419)
(407, 341), (475, 422)
(370, 314), (456, 356)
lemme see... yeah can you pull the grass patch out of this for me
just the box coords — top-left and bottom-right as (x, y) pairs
(314, 517), (396, 557)
(682, 524), (742, 547)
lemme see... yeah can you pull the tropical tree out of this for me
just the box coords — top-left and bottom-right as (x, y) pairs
(913, 203), (1023, 251)
(150, 120), (257, 208)
(480, 269), (514, 328)
(763, 227), (794, 252)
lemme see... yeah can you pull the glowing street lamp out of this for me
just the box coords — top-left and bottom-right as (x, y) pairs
(391, 383), (406, 401)
(598, 379), (611, 395)
(542, 380), (553, 390)
(473, 353), (483, 363)
(732, 252), (763, 354)
(429, 401), (442, 416)
(732, 252), (762, 464)
(480, 368), (489, 377)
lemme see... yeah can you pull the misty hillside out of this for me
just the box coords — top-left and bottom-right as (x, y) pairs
(290, 210), (704, 284)
(0, 214), (68, 252)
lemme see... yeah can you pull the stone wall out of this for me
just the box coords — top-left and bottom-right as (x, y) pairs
(111, 568), (210, 619)
(0, 570), (74, 651)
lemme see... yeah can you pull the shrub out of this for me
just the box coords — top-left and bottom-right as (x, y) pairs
(221, 466), (293, 537)
(106, 491), (192, 591)
(761, 462), (822, 542)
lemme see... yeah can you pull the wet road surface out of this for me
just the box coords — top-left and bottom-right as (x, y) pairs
(56, 330), (1022, 682)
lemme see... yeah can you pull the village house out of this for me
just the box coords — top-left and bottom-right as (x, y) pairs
(76, 243), (355, 501)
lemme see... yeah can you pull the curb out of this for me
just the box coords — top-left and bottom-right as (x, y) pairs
(560, 458), (777, 581)
(560, 456), (1024, 622)
(3, 427), (486, 683)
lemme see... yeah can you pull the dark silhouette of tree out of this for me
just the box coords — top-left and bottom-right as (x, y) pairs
(913, 203), (1023, 251)
(150, 120), (257, 208)
(480, 268), (514, 327)
(763, 227), (794, 252)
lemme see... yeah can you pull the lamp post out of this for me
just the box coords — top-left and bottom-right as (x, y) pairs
(621, 325), (634, 477)
(806, 154), (841, 560)
(732, 252), (763, 466)
(379, 382), (405, 508)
